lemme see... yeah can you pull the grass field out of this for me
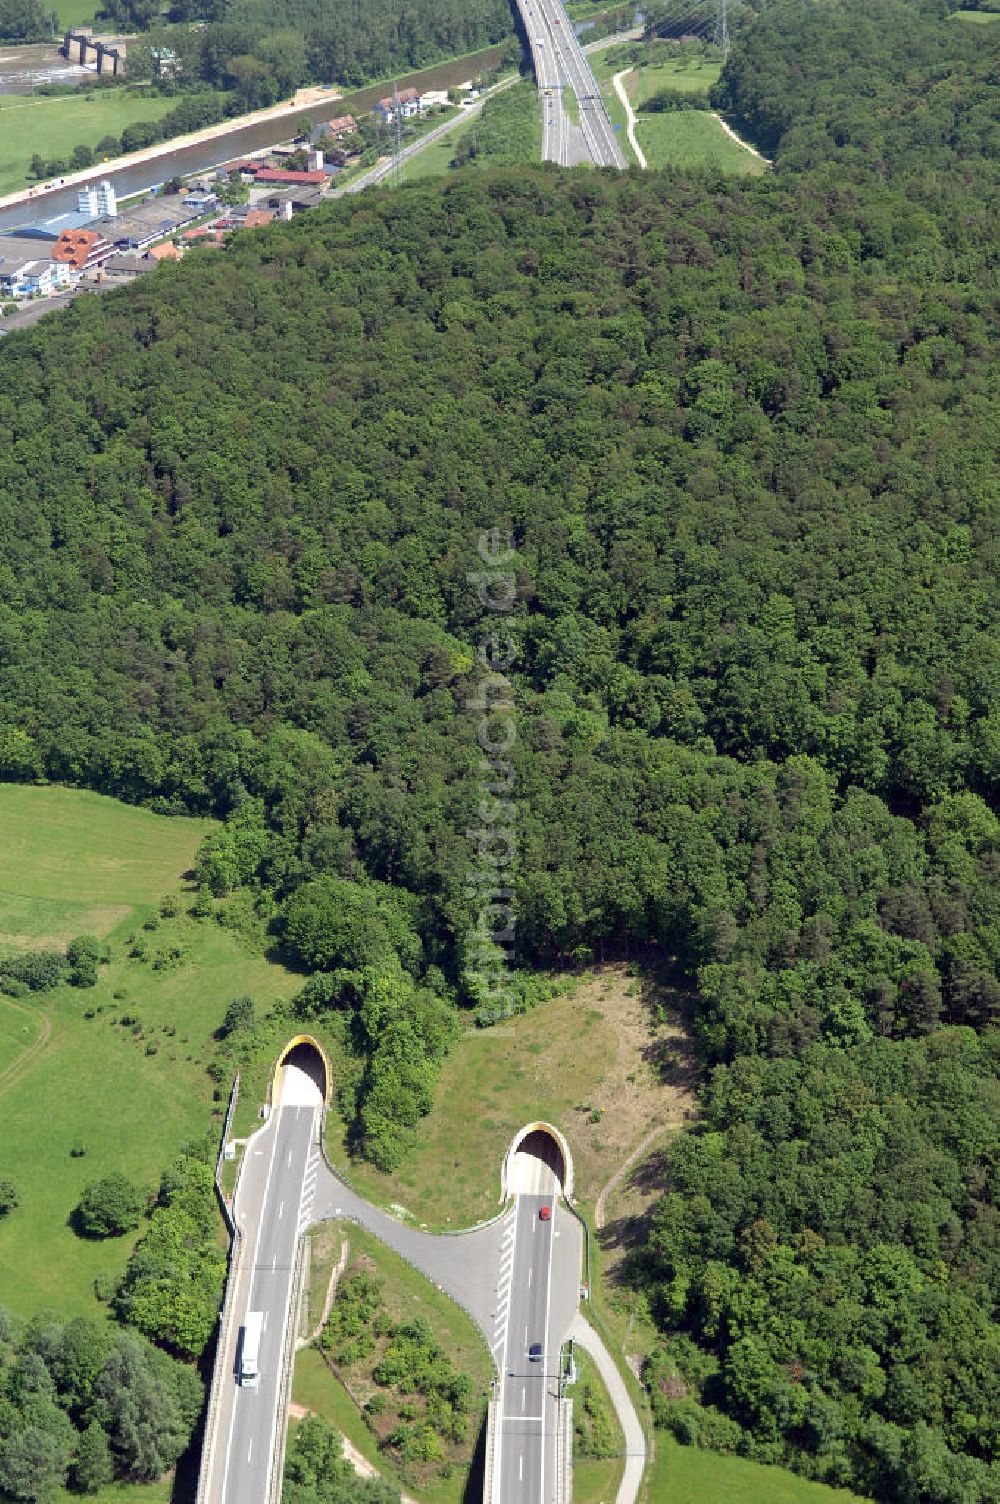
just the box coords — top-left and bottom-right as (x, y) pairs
(332, 965), (696, 1228)
(294, 1221), (493, 1504)
(627, 57), (721, 105)
(950, 7), (1000, 18)
(572, 1351), (625, 1504)
(0, 785), (301, 1318)
(0, 991), (43, 1079)
(591, 48), (762, 174)
(55, 1484), (171, 1504)
(52, 0), (100, 25)
(650, 1439), (868, 1504)
(0, 784), (212, 948)
(634, 110), (767, 173)
(0, 90), (187, 197)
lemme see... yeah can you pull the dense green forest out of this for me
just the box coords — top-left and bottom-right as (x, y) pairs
(118, 0), (515, 104)
(0, 0), (50, 43)
(0, 1306), (203, 1494)
(1, 0), (999, 1496)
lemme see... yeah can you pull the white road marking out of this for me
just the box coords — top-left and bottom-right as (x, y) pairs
(519, 1456), (523, 1482)
(528, 1267), (532, 1287)
(247, 1438), (253, 1464)
(219, 1107), (283, 1504)
(521, 1387), (526, 1412)
(278, 1201), (284, 1220)
(539, 1205), (555, 1496)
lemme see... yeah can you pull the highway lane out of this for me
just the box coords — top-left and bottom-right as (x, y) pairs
(496, 1140), (564, 1504)
(520, 0), (626, 168)
(214, 1065), (321, 1504)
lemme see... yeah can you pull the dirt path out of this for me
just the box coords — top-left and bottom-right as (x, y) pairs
(0, 995), (52, 1100)
(595, 1126), (663, 1230)
(302, 1233), (349, 1346)
(612, 69), (647, 168)
(710, 112), (771, 164)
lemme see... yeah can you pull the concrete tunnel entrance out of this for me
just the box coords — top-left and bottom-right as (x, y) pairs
(501, 1120), (574, 1201)
(273, 1034), (330, 1107)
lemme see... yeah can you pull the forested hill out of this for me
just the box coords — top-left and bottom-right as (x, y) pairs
(1, 0), (999, 1497)
(716, 0), (1000, 179)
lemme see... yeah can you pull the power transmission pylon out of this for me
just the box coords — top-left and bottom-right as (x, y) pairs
(391, 79), (403, 185)
(714, 0), (730, 57)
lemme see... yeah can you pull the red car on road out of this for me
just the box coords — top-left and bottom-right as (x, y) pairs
(539, 1205), (552, 1221)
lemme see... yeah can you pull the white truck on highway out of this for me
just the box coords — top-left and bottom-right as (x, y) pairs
(240, 1310), (263, 1388)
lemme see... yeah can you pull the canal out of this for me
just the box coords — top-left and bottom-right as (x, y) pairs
(0, 45), (506, 231)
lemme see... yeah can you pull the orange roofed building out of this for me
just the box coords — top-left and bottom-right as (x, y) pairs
(50, 227), (115, 273)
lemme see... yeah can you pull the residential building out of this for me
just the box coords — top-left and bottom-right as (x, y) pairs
(50, 227), (116, 274)
(419, 90), (450, 110)
(310, 115), (357, 145)
(251, 168), (327, 186)
(374, 86), (421, 124)
(182, 188), (218, 213)
(100, 252), (152, 281)
(0, 237), (71, 299)
(146, 241), (182, 261)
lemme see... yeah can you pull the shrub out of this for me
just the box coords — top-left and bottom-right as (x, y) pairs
(73, 1174), (146, 1238)
(1, 948), (68, 991)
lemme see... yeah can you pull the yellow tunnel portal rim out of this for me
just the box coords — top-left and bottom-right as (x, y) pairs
(272, 1033), (331, 1106)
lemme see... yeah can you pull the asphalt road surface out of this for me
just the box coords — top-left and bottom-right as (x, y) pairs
(521, 0), (626, 168)
(211, 1064), (322, 1504)
(495, 1136), (579, 1504)
(206, 1101), (583, 1504)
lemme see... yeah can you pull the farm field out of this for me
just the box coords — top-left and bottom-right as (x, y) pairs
(650, 1440), (869, 1503)
(0, 785), (300, 1318)
(0, 90), (188, 196)
(332, 964), (697, 1227)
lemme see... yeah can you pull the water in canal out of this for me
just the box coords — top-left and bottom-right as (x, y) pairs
(0, 45), (505, 231)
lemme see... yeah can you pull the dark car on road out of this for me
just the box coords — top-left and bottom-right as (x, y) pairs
(529, 1343), (543, 1361)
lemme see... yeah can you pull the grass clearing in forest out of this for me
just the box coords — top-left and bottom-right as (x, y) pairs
(55, 1483), (172, 1504)
(635, 109), (767, 173)
(0, 90), (192, 197)
(650, 1439), (869, 1503)
(0, 785), (300, 1319)
(949, 7), (1000, 19)
(627, 56), (721, 104)
(331, 963), (697, 1227)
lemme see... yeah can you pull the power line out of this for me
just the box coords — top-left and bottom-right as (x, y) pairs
(714, 0), (731, 57)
